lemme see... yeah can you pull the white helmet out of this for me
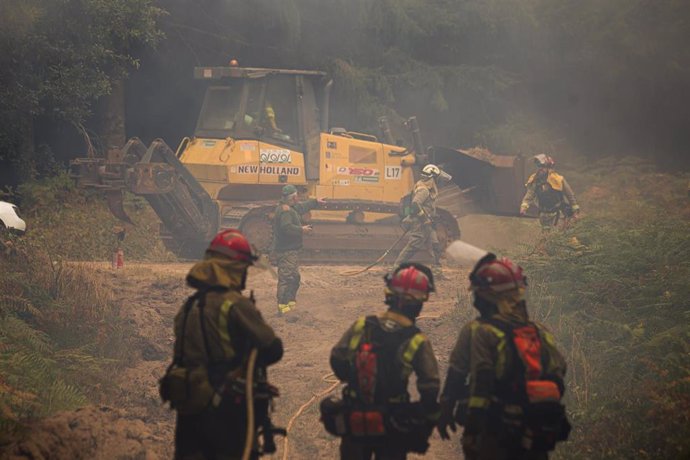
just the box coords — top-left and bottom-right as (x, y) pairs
(421, 164), (441, 178)
(421, 164), (452, 182)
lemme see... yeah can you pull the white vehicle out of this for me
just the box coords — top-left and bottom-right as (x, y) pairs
(0, 201), (26, 233)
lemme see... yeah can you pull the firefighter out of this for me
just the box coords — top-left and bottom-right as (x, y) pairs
(520, 154), (579, 230)
(273, 184), (325, 314)
(437, 253), (570, 460)
(160, 229), (284, 460)
(394, 164), (450, 270)
(329, 263), (441, 460)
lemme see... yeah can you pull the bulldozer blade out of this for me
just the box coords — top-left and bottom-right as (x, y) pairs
(106, 190), (134, 225)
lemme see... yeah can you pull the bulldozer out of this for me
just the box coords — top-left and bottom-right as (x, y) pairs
(71, 63), (528, 262)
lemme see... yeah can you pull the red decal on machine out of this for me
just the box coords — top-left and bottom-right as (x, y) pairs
(336, 167), (380, 177)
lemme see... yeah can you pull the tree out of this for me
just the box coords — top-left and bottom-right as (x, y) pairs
(0, 0), (162, 183)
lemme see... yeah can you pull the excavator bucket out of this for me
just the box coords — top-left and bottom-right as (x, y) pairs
(429, 146), (528, 216)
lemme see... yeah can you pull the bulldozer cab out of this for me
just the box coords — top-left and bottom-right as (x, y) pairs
(194, 66), (329, 180)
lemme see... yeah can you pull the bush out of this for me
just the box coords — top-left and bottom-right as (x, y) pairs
(0, 235), (136, 440)
(10, 171), (174, 261)
(519, 159), (690, 459)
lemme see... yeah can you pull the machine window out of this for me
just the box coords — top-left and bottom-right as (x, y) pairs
(197, 85), (240, 132)
(349, 145), (377, 164)
(263, 76), (299, 144)
(243, 81), (264, 128)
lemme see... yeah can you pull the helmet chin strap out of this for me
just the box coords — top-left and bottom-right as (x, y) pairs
(240, 268), (248, 291)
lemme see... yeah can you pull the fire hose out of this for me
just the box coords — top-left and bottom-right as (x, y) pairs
(241, 348), (258, 460)
(341, 228), (410, 276)
(281, 372), (341, 460)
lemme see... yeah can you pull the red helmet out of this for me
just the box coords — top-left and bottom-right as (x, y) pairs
(207, 229), (257, 263)
(385, 263), (435, 302)
(470, 253), (526, 294)
(533, 154), (555, 168)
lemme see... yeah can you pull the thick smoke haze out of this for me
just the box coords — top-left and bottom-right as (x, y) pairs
(1, 0), (689, 185)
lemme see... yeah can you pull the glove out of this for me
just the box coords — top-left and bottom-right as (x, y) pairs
(437, 400), (457, 440)
(519, 205), (528, 216)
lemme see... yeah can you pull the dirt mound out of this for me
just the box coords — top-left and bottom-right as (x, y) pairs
(3, 406), (172, 460)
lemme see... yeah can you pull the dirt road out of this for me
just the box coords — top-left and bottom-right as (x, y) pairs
(4, 261), (474, 459)
(5, 216), (534, 459)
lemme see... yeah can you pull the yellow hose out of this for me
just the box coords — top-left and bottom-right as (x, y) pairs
(242, 348), (258, 460)
(281, 372), (340, 460)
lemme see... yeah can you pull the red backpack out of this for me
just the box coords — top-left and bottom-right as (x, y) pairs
(483, 319), (570, 451)
(348, 316), (420, 437)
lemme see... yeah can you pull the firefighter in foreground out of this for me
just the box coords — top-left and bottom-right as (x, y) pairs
(325, 263), (440, 459)
(437, 253), (570, 459)
(393, 164), (451, 270)
(160, 229), (284, 460)
(520, 154), (579, 230)
(273, 184), (325, 314)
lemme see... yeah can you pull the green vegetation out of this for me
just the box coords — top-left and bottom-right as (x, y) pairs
(3, 0), (690, 182)
(5, 172), (173, 261)
(0, 0), (162, 180)
(520, 159), (690, 458)
(0, 237), (136, 440)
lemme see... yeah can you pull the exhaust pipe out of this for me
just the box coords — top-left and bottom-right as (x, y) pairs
(320, 79), (333, 132)
(378, 116), (394, 145)
(406, 116), (427, 164)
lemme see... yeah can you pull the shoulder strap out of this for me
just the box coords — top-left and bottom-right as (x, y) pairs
(401, 332), (426, 366)
(348, 316), (368, 352)
(173, 291), (203, 366)
(217, 299), (236, 360)
(196, 293), (213, 361)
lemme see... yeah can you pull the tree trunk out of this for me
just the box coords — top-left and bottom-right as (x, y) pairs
(96, 79), (126, 151)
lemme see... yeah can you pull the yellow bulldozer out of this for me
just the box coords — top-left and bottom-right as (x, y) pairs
(71, 63), (528, 262)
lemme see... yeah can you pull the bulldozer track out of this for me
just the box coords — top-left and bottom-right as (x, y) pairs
(214, 200), (460, 264)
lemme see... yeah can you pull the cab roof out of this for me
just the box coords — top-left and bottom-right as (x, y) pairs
(194, 66), (327, 80)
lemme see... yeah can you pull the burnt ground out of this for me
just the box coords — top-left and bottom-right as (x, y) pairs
(2, 215), (536, 459)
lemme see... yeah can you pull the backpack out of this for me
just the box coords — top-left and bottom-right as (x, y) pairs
(399, 191), (414, 220)
(159, 289), (225, 415)
(347, 317), (421, 437)
(482, 318), (571, 451)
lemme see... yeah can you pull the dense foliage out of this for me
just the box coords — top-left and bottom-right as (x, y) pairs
(0, 0), (162, 181)
(127, 0), (690, 162)
(519, 159), (690, 458)
(2, 0), (690, 184)
(0, 237), (137, 439)
(3, 173), (173, 261)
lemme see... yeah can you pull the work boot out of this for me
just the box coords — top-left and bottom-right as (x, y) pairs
(278, 303), (291, 314)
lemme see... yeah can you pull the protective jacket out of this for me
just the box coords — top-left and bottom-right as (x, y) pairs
(174, 256), (283, 386)
(330, 310), (440, 414)
(272, 199), (319, 253)
(521, 171), (578, 214)
(410, 178), (438, 223)
(441, 299), (568, 457)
